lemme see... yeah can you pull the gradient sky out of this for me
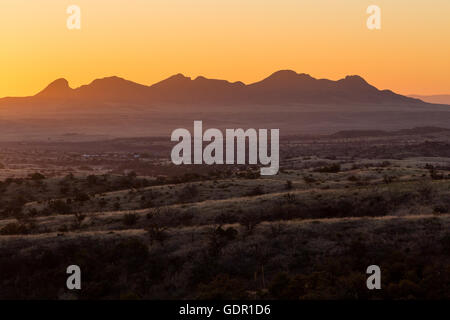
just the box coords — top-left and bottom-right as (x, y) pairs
(0, 0), (449, 97)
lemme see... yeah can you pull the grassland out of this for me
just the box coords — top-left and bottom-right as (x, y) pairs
(0, 128), (450, 299)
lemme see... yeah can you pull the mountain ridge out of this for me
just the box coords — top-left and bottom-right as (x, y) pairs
(0, 70), (429, 106)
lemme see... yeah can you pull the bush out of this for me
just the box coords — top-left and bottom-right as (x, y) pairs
(74, 192), (90, 202)
(313, 163), (341, 173)
(86, 175), (98, 186)
(0, 222), (30, 235)
(433, 205), (448, 214)
(285, 180), (293, 190)
(29, 172), (46, 180)
(48, 200), (72, 215)
(239, 215), (261, 234)
(303, 175), (316, 184)
(123, 213), (139, 226)
(246, 186), (264, 197)
(147, 225), (169, 245)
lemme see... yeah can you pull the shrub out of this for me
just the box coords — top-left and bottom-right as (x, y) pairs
(285, 180), (293, 190)
(74, 191), (90, 202)
(123, 213), (139, 226)
(433, 205), (448, 214)
(29, 172), (45, 180)
(383, 175), (395, 184)
(417, 184), (435, 202)
(86, 175), (98, 186)
(215, 213), (237, 224)
(48, 200), (72, 215)
(239, 215), (261, 234)
(313, 163), (341, 173)
(0, 222), (30, 235)
(147, 225), (169, 245)
(246, 186), (264, 197)
(303, 175), (316, 184)
(72, 212), (86, 229)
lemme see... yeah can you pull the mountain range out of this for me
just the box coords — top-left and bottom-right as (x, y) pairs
(0, 70), (448, 141)
(0, 70), (427, 106)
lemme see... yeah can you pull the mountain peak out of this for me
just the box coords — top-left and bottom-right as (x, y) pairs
(168, 73), (190, 81)
(194, 76), (208, 81)
(256, 70), (315, 85)
(51, 78), (70, 87)
(339, 75), (371, 87)
(267, 70), (311, 79)
(150, 73), (192, 91)
(87, 76), (140, 87)
(271, 69), (298, 76)
(36, 78), (71, 98)
(73, 76), (149, 101)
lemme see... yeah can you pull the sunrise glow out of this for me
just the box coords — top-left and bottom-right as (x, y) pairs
(1, 0), (449, 97)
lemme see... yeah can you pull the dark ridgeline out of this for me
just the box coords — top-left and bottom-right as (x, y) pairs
(0, 70), (428, 106)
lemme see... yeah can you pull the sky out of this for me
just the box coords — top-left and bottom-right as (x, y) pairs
(0, 0), (449, 97)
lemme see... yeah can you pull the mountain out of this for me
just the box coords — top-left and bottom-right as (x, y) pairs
(409, 94), (450, 105)
(0, 70), (448, 141)
(36, 78), (72, 99)
(0, 70), (427, 106)
(246, 71), (420, 104)
(146, 74), (246, 104)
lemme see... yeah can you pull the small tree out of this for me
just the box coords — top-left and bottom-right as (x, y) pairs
(285, 180), (293, 190)
(73, 211), (86, 229)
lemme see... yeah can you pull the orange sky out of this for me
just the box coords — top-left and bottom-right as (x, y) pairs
(0, 0), (449, 97)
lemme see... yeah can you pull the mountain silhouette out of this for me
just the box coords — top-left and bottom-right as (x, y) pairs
(147, 74), (246, 104)
(0, 70), (426, 106)
(36, 78), (72, 99)
(0, 70), (449, 140)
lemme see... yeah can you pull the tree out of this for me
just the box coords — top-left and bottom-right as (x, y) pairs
(29, 172), (45, 180)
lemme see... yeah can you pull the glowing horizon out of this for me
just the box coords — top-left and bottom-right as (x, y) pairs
(1, 0), (449, 98)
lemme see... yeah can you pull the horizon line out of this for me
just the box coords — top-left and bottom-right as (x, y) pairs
(2, 70), (449, 99)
